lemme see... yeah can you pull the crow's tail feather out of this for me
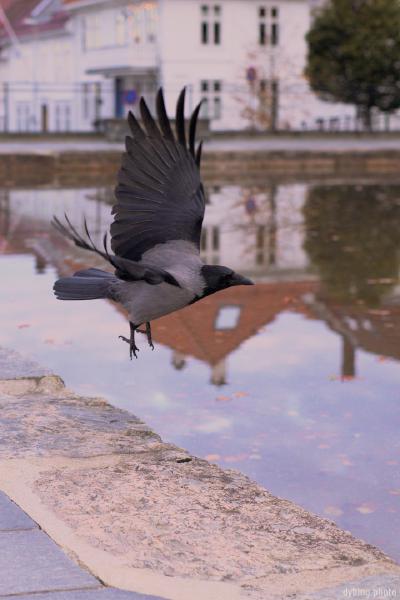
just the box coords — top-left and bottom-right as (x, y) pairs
(53, 268), (116, 301)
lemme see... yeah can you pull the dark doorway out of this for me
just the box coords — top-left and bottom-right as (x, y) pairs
(115, 77), (123, 118)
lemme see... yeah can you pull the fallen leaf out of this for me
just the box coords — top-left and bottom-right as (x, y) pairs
(17, 323), (30, 329)
(388, 489), (400, 496)
(233, 391), (248, 398)
(356, 503), (375, 514)
(324, 506), (343, 517)
(204, 454), (220, 461)
(223, 453), (248, 463)
(216, 395), (231, 402)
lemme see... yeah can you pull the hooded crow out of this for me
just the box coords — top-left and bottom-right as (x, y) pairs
(52, 88), (254, 359)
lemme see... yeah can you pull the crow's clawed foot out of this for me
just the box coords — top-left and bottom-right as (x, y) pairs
(118, 335), (140, 359)
(119, 322), (153, 358)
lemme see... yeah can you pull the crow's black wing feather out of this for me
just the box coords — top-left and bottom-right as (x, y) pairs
(52, 216), (180, 287)
(111, 88), (205, 262)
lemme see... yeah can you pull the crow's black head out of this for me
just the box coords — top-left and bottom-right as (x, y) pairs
(200, 265), (254, 297)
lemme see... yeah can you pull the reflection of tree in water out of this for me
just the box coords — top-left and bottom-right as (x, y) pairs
(304, 185), (400, 306)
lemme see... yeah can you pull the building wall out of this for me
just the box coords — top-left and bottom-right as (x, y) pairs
(0, 0), (356, 132)
(0, 33), (77, 132)
(159, 0), (355, 131)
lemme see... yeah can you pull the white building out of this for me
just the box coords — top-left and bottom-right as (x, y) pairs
(0, 0), (357, 133)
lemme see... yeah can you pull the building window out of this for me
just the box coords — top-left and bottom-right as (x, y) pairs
(115, 10), (126, 45)
(16, 103), (30, 132)
(212, 225), (220, 250)
(200, 228), (207, 251)
(271, 79), (279, 129)
(82, 83), (90, 120)
(55, 102), (71, 132)
(82, 83), (96, 121)
(144, 4), (157, 42)
(258, 6), (279, 46)
(201, 4), (221, 45)
(83, 14), (101, 49)
(215, 306), (242, 330)
(200, 224), (220, 264)
(200, 80), (222, 119)
(259, 22), (266, 45)
(125, 3), (157, 44)
(256, 225), (265, 265)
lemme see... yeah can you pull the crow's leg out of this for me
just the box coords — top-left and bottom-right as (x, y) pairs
(119, 321), (140, 359)
(136, 322), (154, 350)
(146, 322), (154, 350)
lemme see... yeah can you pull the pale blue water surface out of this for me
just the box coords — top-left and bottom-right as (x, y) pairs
(0, 182), (399, 561)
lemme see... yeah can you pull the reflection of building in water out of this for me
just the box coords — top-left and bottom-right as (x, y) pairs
(201, 183), (309, 278)
(0, 188), (114, 266)
(151, 281), (318, 385)
(304, 293), (400, 380)
(2, 182), (311, 279)
(4, 183), (400, 385)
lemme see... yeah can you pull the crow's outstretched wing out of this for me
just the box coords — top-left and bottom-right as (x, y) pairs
(110, 88), (205, 262)
(52, 215), (180, 287)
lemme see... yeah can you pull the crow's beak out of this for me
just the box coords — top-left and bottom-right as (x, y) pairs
(231, 274), (255, 286)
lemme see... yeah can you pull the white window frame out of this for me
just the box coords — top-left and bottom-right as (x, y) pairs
(258, 5), (279, 46)
(200, 80), (222, 120)
(200, 4), (221, 45)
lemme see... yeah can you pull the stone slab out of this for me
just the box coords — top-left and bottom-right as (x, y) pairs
(0, 347), (51, 380)
(0, 388), (179, 460)
(0, 529), (97, 595)
(295, 573), (400, 599)
(0, 490), (37, 530)
(0, 589), (167, 600)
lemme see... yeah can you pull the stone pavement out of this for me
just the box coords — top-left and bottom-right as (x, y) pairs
(0, 346), (399, 600)
(0, 489), (165, 599)
(0, 493), (164, 600)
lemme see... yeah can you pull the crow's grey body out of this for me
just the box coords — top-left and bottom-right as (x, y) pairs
(52, 88), (253, 358)
(115, 240), (205, 324)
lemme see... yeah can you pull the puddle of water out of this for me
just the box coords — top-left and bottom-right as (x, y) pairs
(1, 182), (400, 561)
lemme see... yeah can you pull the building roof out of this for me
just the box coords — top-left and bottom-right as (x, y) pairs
(151, 281), (317, 367)
(0, 0), (68, 44)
